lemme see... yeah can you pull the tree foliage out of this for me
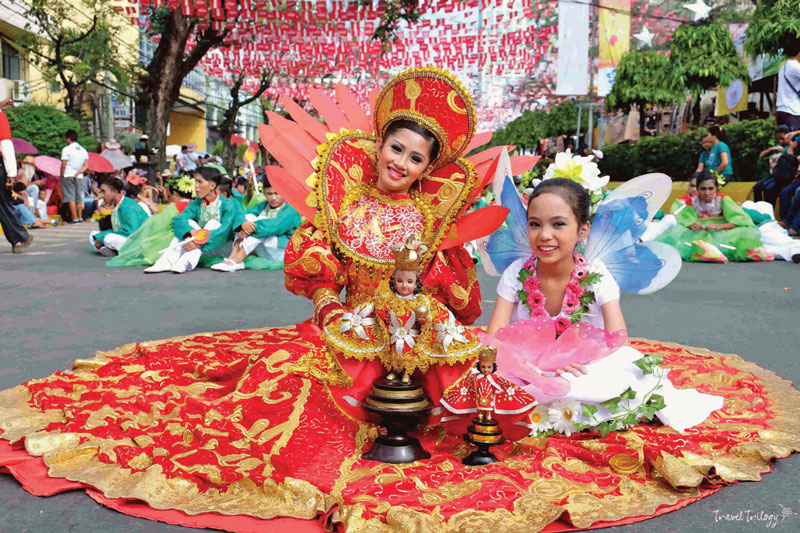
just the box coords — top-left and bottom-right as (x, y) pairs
(5, 104), (96, 156)
(744, 0), (800, 58)
(492, 100), (590, 152)
(605, 50), (685, 112)
(670, 21), (750, 97)
(17, 0), (133, 122)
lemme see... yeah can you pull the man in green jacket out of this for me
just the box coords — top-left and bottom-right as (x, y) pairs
(211, 181), (301, 272)
(90, 177), (149, 257)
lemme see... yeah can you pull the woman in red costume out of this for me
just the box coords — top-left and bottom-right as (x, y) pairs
(1, 68), (798, 533)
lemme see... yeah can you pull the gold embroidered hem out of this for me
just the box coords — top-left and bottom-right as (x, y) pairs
(1, 330), (798, 532)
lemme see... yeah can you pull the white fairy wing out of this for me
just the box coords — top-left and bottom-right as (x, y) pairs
(584, 173), (681, 294)
(483, 174), (532, 276)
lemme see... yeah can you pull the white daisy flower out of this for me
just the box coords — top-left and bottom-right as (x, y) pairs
(528, 404), (552, 434)
(542, 149), (610, 193)
(339, 303), (375, 340)
(389, 311), (417, 355)
(435, 312), (468, 351)
(548, 399), (581, 436)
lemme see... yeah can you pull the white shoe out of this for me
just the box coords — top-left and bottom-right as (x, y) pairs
(171, 261), (189, 274)
(211, 259), (244, 272)
(144, 262), (171, 274)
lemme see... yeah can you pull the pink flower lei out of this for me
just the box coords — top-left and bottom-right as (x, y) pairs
(517, 252), (600, 336)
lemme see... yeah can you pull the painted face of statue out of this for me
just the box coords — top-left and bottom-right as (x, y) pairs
(392, 269), (418, 297)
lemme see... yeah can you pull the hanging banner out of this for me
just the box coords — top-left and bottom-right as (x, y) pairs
(716, 80), (748, 116)
(555, 0), (589, 95)
(597, 0), (631, 97)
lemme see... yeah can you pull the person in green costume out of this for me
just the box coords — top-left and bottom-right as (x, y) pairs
(89, 177), (149, 257)
(656, 170), (772, 263)
(210, 181), (302, 272)
(106, 176), (196, 268)
(144, 166), (241, 274)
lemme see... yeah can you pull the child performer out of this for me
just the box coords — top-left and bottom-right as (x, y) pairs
(210, 181), (301, 272)
(484, 177), (722, 434)
(144, 167), (238, 273)
(89, 177), (149, 257)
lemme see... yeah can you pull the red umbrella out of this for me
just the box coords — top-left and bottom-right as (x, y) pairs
(231, 134), (248, 145)
(87, 152), (113, 173)
(33, 155), (62, 177)
(12, 138), (38, 154)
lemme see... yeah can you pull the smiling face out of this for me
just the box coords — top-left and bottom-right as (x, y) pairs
(264, 187), (285, 209)
(697, 178), (718, 203)
(479, 361), (495, 376)
(392, 269), (418, 297)
(375, 128), (435, 195)
(527, 193), (590, 265)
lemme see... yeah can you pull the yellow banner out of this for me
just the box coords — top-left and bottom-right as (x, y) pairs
(598, 0), (631, 69)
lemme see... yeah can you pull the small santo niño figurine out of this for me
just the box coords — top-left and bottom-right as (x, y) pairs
(441, 347), (537, 422)
(323, 236), (482, 384)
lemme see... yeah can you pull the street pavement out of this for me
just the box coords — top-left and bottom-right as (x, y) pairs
(1, 224), (798, 532)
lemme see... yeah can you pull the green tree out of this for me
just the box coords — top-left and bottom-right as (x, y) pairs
(669, 21), (750, 124)
(605, 50), (686, 138)
(218, 71), (273, 176)
(139, 2), (422, 171)
(491, 101), (590, 153)
(745, 0), (800, 58)
(5, 104), (95, 156)
(17, 0), (133, 126)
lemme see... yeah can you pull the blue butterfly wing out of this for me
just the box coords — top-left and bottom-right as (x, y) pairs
(585, 173), (680, 294)
(602, 241), (682, 295)
(484, 175), (531, 275)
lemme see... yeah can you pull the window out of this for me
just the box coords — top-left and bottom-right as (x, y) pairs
(1, 41), (21, 81)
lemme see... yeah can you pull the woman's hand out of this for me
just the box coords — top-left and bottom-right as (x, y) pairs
(241, 221), (256, 235)
(182, 240), (200, 252)
(556, 363), (587, 377)
(688, 221), (704, 231)
(704, 223), (720, 231)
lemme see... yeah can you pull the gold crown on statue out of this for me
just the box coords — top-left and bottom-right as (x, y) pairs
(478, 347), (497, 363)
(392, 236), (429, 271)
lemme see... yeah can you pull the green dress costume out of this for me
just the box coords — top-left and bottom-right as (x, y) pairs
(106, 200), (192, 267)
(656, 194), (768, 262)
(92, 196), (149, 246)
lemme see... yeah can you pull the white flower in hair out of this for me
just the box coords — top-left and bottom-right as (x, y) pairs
(542, 149), (610, 193)
(547, 399), (581, 436)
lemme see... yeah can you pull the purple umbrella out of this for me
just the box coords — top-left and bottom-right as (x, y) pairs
(12, 138), (38, 155)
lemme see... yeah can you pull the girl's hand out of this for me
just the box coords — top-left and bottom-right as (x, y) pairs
(183, 240), (200, 252)
(688, 221), (704, 231)
(556, 363), (587, 377)
(704, 223), (720, 231)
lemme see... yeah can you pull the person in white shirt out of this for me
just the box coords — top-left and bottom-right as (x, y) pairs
(60, 129), (89, 223)
(777, 38), (800, 131)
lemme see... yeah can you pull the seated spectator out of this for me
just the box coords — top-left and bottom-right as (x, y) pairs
(231, 176), (248, 203)
(144, 166), (239, 274)
(89, 177), (149, 257)
(697, 126), (734, 182)
(753, 125), (797, 204)
(10, 182), (48, 228)
(125, 173), (158, 216)
(211, 181), (301, 272)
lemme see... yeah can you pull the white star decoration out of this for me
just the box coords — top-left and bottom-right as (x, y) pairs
(633, 26), (654, 49)
(685, 0), (711, 22)
(536, 96), (549, 108)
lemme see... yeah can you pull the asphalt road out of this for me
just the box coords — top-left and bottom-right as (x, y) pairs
(0, 224), (798, 532)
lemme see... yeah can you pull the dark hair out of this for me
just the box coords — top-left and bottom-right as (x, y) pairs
(233, 176), (247, 188)
(695, 168), (717, 190)
(262, 177), (272, 189)
(168, 182), (194, 199)
(777, 124), (791, 135)
(102, 177), (125, 193)
(475, 361), (498, 373)
(194, 166), (223, 186)
(383, 119), (440, 163)
(527, 178), (592, 226)
(65, 130), (78, 142)
(217, 181), (232, 198)
(707, 125), (726, 142)
(783, 37), (800, 58)
(12, 182), (26, 193)
(389, 269), (423, 296)
(181, 145), (188, 151)
(689, 172), (700, 184)
(123, 182), (141, 197)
